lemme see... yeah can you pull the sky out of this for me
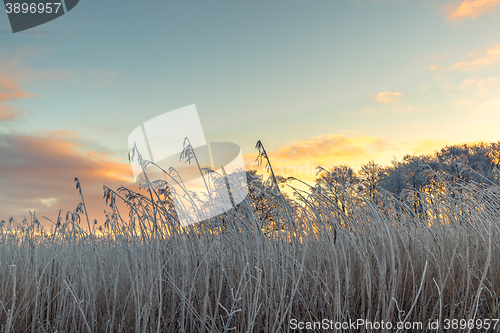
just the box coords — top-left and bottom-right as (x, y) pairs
(1, 0), (500, 226)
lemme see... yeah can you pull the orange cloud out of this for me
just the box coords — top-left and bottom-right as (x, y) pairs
(244, 134), (461, 188)
(0, 74), (32, 103)
(445, 0), (500, 20)
(376, 91), (402, 104)
(452, 43), (500, 71)
(0, 73), (33, 121)
(271, 134), (391, 161)
(0, 132), (134, 228)
(244, 134), (394, 183)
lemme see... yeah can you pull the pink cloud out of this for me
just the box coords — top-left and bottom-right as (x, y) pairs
(0, 132), (134, 228)
(0, 73), (34, 121)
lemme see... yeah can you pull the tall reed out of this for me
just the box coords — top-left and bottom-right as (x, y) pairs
(0, 141), (499, 332)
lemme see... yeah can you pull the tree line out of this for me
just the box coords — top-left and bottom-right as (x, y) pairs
(245, 141), (500, 224)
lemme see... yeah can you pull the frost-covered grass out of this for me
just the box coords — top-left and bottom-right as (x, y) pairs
(1, 175), (499, 333)
(1, 140), (500, 332)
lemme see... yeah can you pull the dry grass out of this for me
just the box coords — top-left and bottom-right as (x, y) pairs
(1, 151), (500, 332)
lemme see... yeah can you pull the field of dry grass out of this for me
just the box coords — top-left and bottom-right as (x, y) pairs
(1, 144), (500, 332)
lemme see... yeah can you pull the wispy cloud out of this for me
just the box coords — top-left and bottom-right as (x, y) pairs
(0, 106), (28, 122)
(244, 133), (394, 182)
(244, 133), (456, 186)
(441, 76), (500, 96)
(445, 0), (500, 20)
(0, 131), (133, 225)
(0, 74), (32, 103)
(0, 73), (34, 122)
(375, 91), (402, 104)
(431, 43), (500, 73)
(458, 78), (476, 89)
(452, 43), (500, 71)
(271, 133), (391, 161)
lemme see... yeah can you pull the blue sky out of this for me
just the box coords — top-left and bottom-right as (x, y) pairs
(2, 0), (500, 223)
